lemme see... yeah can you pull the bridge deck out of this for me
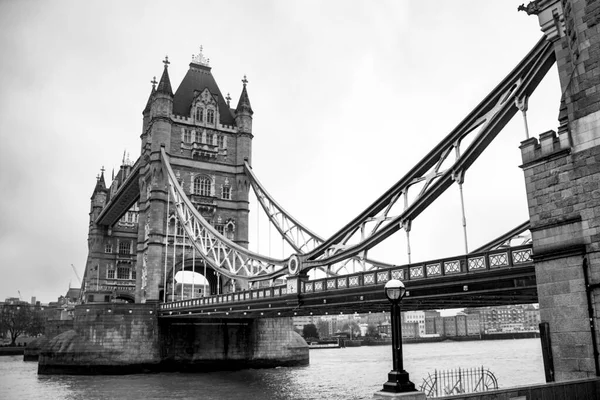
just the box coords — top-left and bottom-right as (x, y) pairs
(159, 245), (536, 319)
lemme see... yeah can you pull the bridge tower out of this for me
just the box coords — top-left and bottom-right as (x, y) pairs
(523, 0), (600, 380)
(137, 49), (253, 303)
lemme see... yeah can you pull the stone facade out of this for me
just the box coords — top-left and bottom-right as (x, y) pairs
(38, 304), (160, 374)
(82, 50), (254, 305)
(522, 0), (600, 381)
(160, 316), (308, 370)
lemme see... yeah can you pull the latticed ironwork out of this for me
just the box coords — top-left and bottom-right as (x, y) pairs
(489, 252), (509, 268)
(364, 273), (375, 285)
(327, 279), (336, 289)
(337, 278), (347, 288)
(315, 281), (324, 291)
(377, 271), (389, 283)
(468, 257), (486, 271)
(392, 269), (404, 280)
(305, 282), (314, 292)
(444, 260), (461, 274)
(349, 276), (360, 287)
(426, 263), (441, 276)
(410, 266), (424, 279)
(513, 248), (532, 264)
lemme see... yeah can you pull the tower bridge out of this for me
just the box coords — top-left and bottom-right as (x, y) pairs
(39, 0), (600, 385)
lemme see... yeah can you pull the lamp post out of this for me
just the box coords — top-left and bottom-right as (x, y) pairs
(382, 279), (416, 393)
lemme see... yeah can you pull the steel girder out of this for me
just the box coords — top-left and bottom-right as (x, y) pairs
(161, 149), (289, 282)
(297, 37), (555, 270)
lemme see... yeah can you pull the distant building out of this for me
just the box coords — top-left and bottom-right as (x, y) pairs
(403, 311), (426, 336)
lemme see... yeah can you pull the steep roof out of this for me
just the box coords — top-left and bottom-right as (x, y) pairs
(91, 170), (107, 198)
(156, 64), (173, 96)
(172, 63), (235, 125)
(236, 82), (253, 115)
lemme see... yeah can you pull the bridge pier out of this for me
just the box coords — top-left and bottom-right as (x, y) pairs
(160, 316), (308, 371)
(37, 304), (307, 374)
(522, 0), (600, 381)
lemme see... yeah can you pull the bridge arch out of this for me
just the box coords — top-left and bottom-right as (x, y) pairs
(165, 257), (237, 301)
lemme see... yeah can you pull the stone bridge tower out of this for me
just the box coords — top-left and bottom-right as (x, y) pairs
(137, 50), (254, 303)
(522, 0), (600, 381)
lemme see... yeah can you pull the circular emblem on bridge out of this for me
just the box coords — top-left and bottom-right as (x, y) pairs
(288, 254), (300, 275)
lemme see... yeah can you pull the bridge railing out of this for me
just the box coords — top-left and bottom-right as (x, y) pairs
(302, 245), (532, 294)
(160, 284), (289, 311)
(159, 245), (532, 311)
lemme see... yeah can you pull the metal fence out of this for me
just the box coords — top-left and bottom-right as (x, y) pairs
(419, 366), (498, 398)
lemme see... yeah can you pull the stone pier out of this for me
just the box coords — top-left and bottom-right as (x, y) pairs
(38, 304), (307, 374)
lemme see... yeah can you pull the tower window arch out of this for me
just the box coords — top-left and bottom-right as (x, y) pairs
(196, 107), (203, 122)
(207, 109), (215, 124)
(194, 176), (212, 197)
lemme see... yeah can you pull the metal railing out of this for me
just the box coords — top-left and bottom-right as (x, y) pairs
(419, 366), (498, 398)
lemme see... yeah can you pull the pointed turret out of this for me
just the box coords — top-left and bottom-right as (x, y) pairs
(91, 167), (107, 199)
(143, 77), (157, 114)
(235, 75), (253, 134)
(156, 57), (173, 96)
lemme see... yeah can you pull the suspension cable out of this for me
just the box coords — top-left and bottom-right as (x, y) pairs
(162, 188), (170, 303)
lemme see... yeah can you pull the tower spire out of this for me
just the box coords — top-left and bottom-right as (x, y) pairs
(156, 56), (173, 96)
(236, 75), (253, 115)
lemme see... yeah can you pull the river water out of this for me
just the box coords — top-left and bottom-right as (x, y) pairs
(0, 339), (544, 400)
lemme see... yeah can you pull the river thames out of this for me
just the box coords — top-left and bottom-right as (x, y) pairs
(0, 339), (544, 400)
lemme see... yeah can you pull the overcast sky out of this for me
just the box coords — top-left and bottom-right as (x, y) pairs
(0, 1), (560, 303)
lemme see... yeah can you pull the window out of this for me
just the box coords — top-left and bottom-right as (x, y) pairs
(210, 134), (216, 146)
(196, 107), (203, 122)
(118, 241), (130, 255)
(117, 266), (130, 280)
(176, 221), (184, 236)
(105, 243), (113, 253)
(107, 267), (115, 279)
(183, 129), (192, 143)
(215, 224), (225, 235)
(207, 109), (215, 124)
(217, 135), (224, 148)
(222, 186), (231, 200)
(193, 176), (211, 197)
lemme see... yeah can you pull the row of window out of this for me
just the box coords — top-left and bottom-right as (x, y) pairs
(106, 265), (135, 280)
(105, 241), (132, 254)
(190, 176), (231, 199)
(170, 218), (235, 241)
(195, 107), (216, 124)
(183, 129), (227, 148)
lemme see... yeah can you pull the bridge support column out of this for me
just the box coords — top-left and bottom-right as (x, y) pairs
(38, 304), (160, 374)
(522, 0), (600, 382)
(160, 316), (308, 370)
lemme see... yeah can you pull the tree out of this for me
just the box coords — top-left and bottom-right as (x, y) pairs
(366, 323), (379, 338)
(0, 304), (33, 346)
(317, 320), (329, 338)
(341, 320), (360, 338)
(302, 323), (319, 339)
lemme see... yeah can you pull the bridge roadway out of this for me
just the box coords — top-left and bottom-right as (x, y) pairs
(159, 244), (536, 319)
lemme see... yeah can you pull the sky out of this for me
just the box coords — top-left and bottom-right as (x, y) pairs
(0, 0), (561, 304)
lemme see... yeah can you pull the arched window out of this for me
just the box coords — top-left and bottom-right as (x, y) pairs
(207, 109), (215, 124)
(194, 176), (211, 197)
(196, 107), (203, 122)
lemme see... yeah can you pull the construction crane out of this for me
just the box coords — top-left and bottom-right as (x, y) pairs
(71, 264), (82, 285)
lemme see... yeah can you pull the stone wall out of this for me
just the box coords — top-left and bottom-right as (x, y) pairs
(38, 303), (160, 374)
(160, 316), (308, 370)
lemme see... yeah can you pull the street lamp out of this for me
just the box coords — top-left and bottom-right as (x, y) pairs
(382, 279), (416, 393)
